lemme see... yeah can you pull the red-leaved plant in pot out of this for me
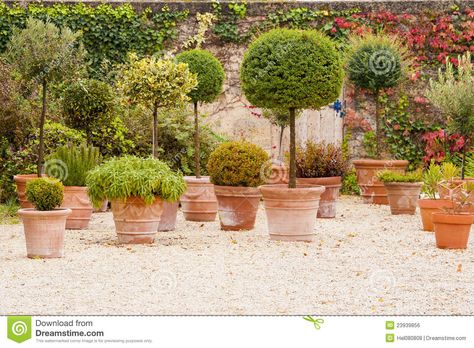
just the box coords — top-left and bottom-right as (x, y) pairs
(240, 28), (343, 242)
(295, 141), (348, 218)
(18, 178), (71, 258)
(207, 141), (269, 231)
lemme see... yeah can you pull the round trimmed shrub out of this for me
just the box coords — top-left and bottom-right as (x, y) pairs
(207, 141), (270, 187)
(296, 141), (348, 178)
(26, 178), (64, 211)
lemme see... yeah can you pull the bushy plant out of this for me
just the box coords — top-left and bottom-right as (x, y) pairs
(90, 116), (135, 158)
(26, 178), (64, 211)
(176, 49), (225, 178)
(62, 79), (115, 144)
(341, 169), (360, 195)
(207, 141), (270, 187)
(376, 169), (422, 183)
(5, 18), (85, 176)
(422, 162), (443, 199)
(426, 52), (474, 179)
(86, 156), (186, 208)
(295, 141), (348, 178)
(346, 33), (410, 158)
(241, 28), (343, 187)
(47, 144), (100, 187)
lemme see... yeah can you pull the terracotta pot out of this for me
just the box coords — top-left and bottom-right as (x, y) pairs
(18, 208), (71, 258)
(157, 201), (179, 232)
(259, 184), (325, 242)
(214, 186), (261, 231)
(432, 213), (473, 249)
(353, 159), (408, 205)
(438, 178), (474, 213)
(296, 177), (341, 218)
(418, 199), (453, 232)
(13, 174), (47, 209)
(94, 200), (109, 213)
(180, 176), (217, 222)
(383, 182), (422, 215)
(111, 196), (163, 244)
(61, 186), (93, 229)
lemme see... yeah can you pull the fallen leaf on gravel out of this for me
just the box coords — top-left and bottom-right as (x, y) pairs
(457, 264), (462, 272)
(231, 239), (237, 244)
(303, 253), (307, 256)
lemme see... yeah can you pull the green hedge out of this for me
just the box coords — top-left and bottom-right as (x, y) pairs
(0, 2), (188, 76)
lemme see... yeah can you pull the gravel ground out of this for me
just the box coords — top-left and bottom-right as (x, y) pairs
(1, 196), (473, 315)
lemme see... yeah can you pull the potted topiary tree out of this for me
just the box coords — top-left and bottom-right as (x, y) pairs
(176, 49), (225, 222)
(118, 53), (197, 231)
(47, 144), (100, 229)
(295, 141), (348, 218)
(86, 156), (186, 244)
(6, 18), (85, 206)
(18, 178), (71, 258)
(207, 141), (269, 231)
(345, 33), (410, 204)
(240, 28), (343, 242)
(376, 170), (423, 215)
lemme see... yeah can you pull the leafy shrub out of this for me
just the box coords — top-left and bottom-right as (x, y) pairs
(376, 170), (422, 183)
(295, 141), (348, 178)
(90, 116), (135, 158)
(26, 178), (64, 211)
(47, 145), (100, 186)
(422, 162), (442, 199)
(363, 131), (377, 159)
(62, 79), (115, 144)
(341, 169), (360, 195)
(207, 141), (270, 187)
(86, 156), (186, 208)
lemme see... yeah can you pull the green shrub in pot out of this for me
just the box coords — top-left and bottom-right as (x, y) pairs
(26, 178), (64, 211)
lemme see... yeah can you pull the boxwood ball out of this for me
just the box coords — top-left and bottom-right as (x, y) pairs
(240, 29), (344, 110)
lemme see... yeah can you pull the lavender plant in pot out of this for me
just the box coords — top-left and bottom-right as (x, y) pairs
(296, 141), (348, 218)
(240, 28), (343, 242)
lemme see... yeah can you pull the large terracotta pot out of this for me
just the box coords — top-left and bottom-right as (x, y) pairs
(61, 186), (93, 229)
(111, 196), (163, 244)
(13, 174), (47, 209)
(418, 199), (453, 232)
(383, 182), (422, 215)
(432, 213), (473, 249)
(157, 201), (179, 232)
(259, 184), (325, 242)
(352, 159), (408, 205)
(18, 208), (71, 258)
(214, 186), (261, 231)
(180, 176), (217, 222)
(296, 176), (341, 218)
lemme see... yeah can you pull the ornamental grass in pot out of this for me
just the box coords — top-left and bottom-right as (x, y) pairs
(240, 28), (343, 242)
(176, 49), (225, 222)
(47, 144), (100, 229)
(18, 178), (71, 258)
(345, 34), (411, 204)
(295, 141), (348, 218)
(376, 170), (423, 215)
(207, 141), (269, 231)
(86, 156), (186, 244)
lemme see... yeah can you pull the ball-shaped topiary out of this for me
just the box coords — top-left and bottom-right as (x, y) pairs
(26, 178), (64, 211)
(207, 141), (270, 187)
(240, 29), (344, 187)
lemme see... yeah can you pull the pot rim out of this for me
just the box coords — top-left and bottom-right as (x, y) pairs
(353, 159), (409, 166)
(13, 173), (48, 182)
(259, 184), (325, 193)
(18, 208), (72, 217)
(383, 182), (423, 186)
(184, 176), (211, 184)
(432, 212), (474, 224)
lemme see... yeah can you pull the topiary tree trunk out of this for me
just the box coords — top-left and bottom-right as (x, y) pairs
(194, 101), (201, 178)
(152, 102), (159, 159)
(37, 78), (47, 177)
(374, 88), (382, 158)
(289, 107), (297, 188)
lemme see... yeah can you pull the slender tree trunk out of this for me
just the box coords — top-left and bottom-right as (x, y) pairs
(194, 101), (201, 178)
(289, 107), (296, 188)
(37, 79), (47, 177)
(278, 124), (285, 161)
(152, 103), (158, 159)
(374, 89), (381, 158)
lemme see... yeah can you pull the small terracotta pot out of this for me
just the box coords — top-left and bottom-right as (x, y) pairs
(432, 213), (473, 249)
(181, 176), (217, 222)
(158, 201), (179, 232)
(94, 200), (109, 213)
(61, 186), (93, 229)
(111, 196), (163, 244)
(296, 176), (341, 218)
(383, 182), (422, 215)
(353, 159), (408, 205)
(18, 208), (71, 258)
(418, 199), (453, 232)
(214, 186), (261, 231)
(13, 174), (47, 209)
(259, 184), (325, 242)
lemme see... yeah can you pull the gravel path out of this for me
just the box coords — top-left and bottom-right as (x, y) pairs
(1, 196), (473, 315)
